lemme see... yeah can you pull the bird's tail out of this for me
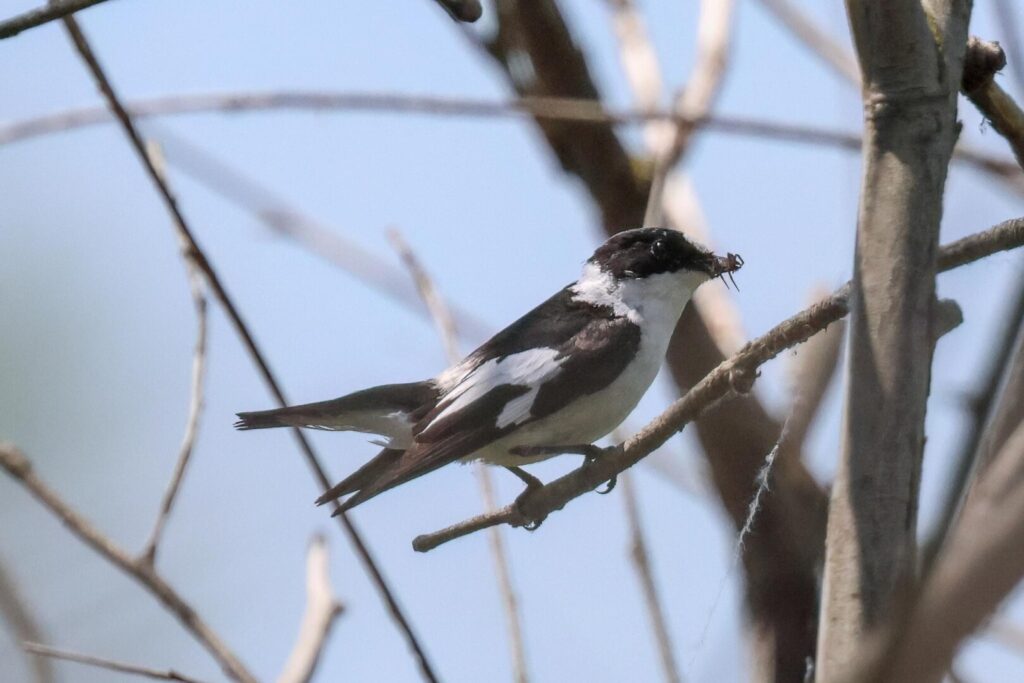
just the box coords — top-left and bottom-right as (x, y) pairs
(233, 381), (438, 433)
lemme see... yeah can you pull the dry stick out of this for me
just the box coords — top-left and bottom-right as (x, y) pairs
(411, 216), (1024, 552)
(0, 92), (1019, 194)
(620, 472), (682, 683)
(0, 0), (109, 40)
(140, 143), (209, 565)
(641, 0), (735, 228)
(606, 0), (745, 357)
(0, 559), (55, 683)
(387, 229), (530, 683)
(23, 642), (207, 683)
(277, 536), (344, 683)
(24, 643), (205, 683)
(150, 129), (491, 342)
(58, 17), (439, 683)
(0, 444), (257, 683)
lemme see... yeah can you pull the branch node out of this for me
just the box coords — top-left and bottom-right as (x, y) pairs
(963, 36), (1007, 94)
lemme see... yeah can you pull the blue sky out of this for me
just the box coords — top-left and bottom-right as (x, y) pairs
(2, 1), (1024, 681)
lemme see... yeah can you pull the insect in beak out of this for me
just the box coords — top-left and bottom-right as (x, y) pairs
(709, 252), (744, 290)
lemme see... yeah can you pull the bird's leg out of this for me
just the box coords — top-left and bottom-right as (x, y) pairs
(509, 444), (617, 494)
(504, 466), (546, 531)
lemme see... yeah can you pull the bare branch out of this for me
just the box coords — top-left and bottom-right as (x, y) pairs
(0, 444), (257, 683)
(816, 2), (972, 678)
(0, 90), (1019, 193)
(620, 472), (682, 683)
(864, 420), (1024, 683)
(412, 216), (1024, 552)
(23, 642), (207, 683)
(642, 0), (735, 227)
(277, 535), (344, 683)
(0, 559), (55, 683)
(387, 229), (530, 683)
(780, 287), (845, 456)
(962, 37), (1024, 170)
(752, 0), (860, 85)
(139, 142), (209, 566)
(58, 17), (438, 681)
(0, 0), (110, 40)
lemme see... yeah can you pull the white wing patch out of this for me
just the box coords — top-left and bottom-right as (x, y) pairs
(429, 347), (565, 430)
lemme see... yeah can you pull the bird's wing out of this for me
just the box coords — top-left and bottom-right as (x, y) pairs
(334, 290), (642, 511)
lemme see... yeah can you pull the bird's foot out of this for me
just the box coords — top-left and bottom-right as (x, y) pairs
(505, 466), (547, 531)
(510, 444), (617, 495)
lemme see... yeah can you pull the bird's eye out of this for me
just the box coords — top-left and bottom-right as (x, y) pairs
(651, 239), (669, 260)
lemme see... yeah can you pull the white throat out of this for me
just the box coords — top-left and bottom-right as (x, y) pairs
(570, 262), (706, 334)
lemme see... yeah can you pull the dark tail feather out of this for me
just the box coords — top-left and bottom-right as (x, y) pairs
(234, 381), (438, 431)
(315, 447), (404, 507)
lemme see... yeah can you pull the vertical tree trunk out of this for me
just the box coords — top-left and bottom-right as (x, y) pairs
(816, 1), (971, 679)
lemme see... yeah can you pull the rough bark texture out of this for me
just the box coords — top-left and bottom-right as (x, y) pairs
(478, 4), (827, 679)
(816, 1), (971, 679)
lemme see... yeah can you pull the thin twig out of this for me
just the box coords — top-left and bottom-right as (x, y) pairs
(23, 642), (206, 683)
(0, 444), (257, 683)
(58, 17), (438, 682)
(752, 0), (860, 85)
(0, 0), (109, 40)
(0, 559), (55, 683)
(606, 0), (745, 356)
(620, 472), (682, 683)
(387, 229), (530, 683)
(150, 129), (491, 342)
(411, 217), (1024, 552)
(642, 0), (736, 227)
(139, 142), (209, 566)
(277, 535), (344, 683)
(0, 91), (1018, 193)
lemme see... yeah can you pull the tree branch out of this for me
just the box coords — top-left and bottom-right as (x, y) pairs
(23, 642), (207, 683)
(962, 37), (1024, 170)
(0, 444), (257, 683)
(58, 16), (439, 682)
(431, 0), (481, 23)
(816, 2), (972, 678)
(412, 216), (1024, 552)
(0, 559), (55, 683)
(0, 0), (110, 40)
(277, 536), (344, 683)
(387, 229), (530, 683)
(0, 91), (1019, 193)
(139, 143), (209, 566)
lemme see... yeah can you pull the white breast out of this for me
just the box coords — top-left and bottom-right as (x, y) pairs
(476, 265), (707, 466)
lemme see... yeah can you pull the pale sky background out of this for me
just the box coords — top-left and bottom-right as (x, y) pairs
(2, 1), (1024, 681)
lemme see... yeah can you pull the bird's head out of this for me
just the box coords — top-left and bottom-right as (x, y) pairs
(587, 227), (743, 291)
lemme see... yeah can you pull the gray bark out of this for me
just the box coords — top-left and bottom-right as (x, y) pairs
(816, 1), (972, 679)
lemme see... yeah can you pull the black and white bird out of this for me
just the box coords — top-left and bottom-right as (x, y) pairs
(235, 228), (741, 513)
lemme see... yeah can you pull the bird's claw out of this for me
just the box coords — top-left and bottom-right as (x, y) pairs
(595, 475), (617, 494)
(514, 487), (547, 531)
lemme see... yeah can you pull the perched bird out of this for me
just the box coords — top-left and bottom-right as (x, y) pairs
(235, 227), (742, 514)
